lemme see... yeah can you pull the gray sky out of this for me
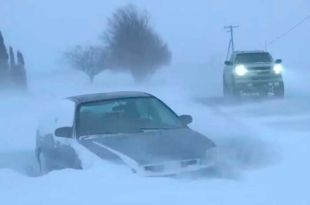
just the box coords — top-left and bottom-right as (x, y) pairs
(1, 0), (309, 71)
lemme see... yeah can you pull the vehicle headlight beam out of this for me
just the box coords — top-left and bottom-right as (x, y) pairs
(234, 64), (248, 76)
(273, 64), (283, 75)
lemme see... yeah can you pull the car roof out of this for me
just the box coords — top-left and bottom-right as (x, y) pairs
(68, 91), (153, 104)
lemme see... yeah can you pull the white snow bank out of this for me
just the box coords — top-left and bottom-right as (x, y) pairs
(0, 67), (310, 204)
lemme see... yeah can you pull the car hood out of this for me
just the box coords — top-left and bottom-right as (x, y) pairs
(79, 128), (215, 166)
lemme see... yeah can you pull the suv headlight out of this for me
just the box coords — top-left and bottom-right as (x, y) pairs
(234, 64), (248, 76)
(273, 64), (283, 75)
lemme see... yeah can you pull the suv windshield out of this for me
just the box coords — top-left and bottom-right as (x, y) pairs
(77, 97), (184, 136)
(235, 53), (272, 64)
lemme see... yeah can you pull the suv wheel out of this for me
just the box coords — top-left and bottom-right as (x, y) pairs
(223, 80), (229, 97)
(274, 82), (284, 98)
(224, 81), (240, 99)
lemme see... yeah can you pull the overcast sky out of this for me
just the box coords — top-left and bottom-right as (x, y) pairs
(1, 0), (309, 71)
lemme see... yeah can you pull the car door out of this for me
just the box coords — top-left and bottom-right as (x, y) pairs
(37, 99), (80, 169)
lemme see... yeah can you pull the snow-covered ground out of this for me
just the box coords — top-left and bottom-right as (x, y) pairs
(1, 1), (310, 203)
(0, 67), (310, 205)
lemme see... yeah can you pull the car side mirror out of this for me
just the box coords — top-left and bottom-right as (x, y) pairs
(55, 127), (72, 138)
(275, 59), (282, 64)
(225, 61), (232, 66)
(179, 115), (193, 125)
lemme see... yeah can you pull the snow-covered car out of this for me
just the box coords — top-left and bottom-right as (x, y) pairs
(35, 91), (215, 176)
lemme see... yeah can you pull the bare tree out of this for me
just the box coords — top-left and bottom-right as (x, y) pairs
(104, 4), (171, 81)
(65, 46), (106, 83)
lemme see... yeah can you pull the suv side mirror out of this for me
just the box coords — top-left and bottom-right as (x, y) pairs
(179, 115), (193, 125)
(55, 127), (72, 138)
(225, 61), (233, 66)
(275, 59), (282, 64)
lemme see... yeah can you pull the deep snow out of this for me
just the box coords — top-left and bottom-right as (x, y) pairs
(1, 67), (310, 205)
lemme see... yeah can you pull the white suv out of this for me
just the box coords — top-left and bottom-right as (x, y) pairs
(223, 51), (284, 98)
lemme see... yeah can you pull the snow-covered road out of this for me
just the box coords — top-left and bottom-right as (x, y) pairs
(0, 88), (309, 205)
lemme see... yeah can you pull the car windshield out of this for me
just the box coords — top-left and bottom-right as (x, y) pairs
(77, 97), (185, 136)
(235, 53), (272, 64)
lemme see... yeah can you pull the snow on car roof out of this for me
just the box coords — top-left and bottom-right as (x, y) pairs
(68, 91), (152, 104)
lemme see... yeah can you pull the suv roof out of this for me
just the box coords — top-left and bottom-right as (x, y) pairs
(232, 50), (269, 55)
(68, 91), (152, 104)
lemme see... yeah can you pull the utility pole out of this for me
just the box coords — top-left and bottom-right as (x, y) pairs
(224, 25), (239, 59)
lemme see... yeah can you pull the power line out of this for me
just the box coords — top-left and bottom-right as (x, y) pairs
(266, 14), (310, 48)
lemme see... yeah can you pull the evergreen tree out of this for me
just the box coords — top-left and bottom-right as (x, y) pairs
(9, 46), (16, 68)
(15, 51), (27, 90)
(0, 31), (9, 87)
(10, 48), (27, 90)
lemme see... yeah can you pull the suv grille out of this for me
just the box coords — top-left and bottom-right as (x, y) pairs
(249, 66), (271, 71)
(235, 66), (281, 83)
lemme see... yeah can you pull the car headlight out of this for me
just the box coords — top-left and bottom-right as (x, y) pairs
(234, 64), (248, 76)
(273, 64), (283, 75)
